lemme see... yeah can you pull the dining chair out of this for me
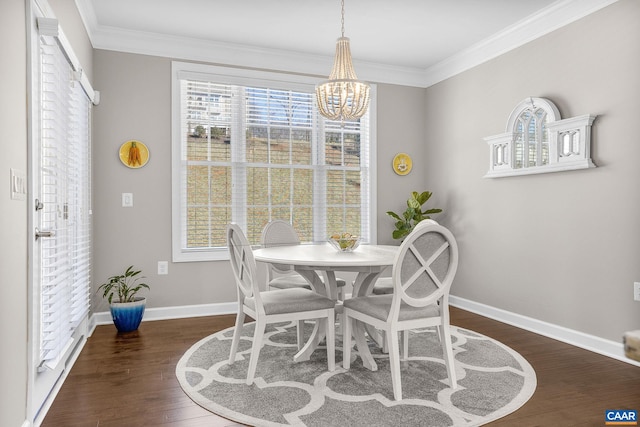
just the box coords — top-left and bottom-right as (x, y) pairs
(342, 219), (459, 400)
(371, 218), (441, 295)
(226, 223), (336, 385)
(370, 274), (442, 354)
(261, 220), (347, 300)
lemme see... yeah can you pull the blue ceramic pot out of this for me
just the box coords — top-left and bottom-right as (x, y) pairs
(110, 297), (146, 333)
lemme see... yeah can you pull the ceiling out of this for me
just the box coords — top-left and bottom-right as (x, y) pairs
(74, 0), (615, 87)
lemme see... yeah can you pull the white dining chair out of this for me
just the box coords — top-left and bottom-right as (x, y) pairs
(371, 219), (440, 296)
(226, 223), (336, 385)
(370, 274), (442, 354)
(342, 220), (459, 400)
(261, 220), (347, 300)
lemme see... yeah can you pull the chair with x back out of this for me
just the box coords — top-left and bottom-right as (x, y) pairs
(261, 220), (347, 300)
(342, 219), (458, 400)
(227, 223), (336, 385)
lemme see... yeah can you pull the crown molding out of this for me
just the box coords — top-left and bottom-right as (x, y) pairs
(76, 0), (619, 88)
(73, 0), (98, 40)
(422, 0), (620, 87)
(87, 24), (429, 87)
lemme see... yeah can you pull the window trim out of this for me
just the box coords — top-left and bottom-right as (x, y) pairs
(171, 62), (377, 262)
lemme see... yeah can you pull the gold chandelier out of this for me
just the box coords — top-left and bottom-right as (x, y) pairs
(316, 0), (370, 121)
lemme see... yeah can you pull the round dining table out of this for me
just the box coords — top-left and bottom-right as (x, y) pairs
(253, 242), (399, 371)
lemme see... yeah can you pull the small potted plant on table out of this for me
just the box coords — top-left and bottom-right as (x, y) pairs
(98, 265), (150, 333)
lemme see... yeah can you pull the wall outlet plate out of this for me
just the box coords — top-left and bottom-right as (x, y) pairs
(634, 282), (640, 301)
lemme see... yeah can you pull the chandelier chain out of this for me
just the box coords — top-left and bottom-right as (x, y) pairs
(341, 0), (345, 37)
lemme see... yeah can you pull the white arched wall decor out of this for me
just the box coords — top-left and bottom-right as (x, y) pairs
(484, 97), (596, 178)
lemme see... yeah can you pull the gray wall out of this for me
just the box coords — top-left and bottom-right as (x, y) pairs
(1, 1), (28, 425)
(91, 51), (427, 310)
(376, 83), (432, 244)
(92, 52), (235, 310)
(424, 0), (640, 341)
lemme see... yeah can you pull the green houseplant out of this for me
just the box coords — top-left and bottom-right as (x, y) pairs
(98, 265), (150, 333)
(386, 191), (442, 240)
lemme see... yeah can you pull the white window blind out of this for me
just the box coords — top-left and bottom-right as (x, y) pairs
(38, 26), (92, 368)
(67, 78), (92, 328)
(172, 63), (374, 261)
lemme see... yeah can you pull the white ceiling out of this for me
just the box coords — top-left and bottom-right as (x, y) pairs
(75, 0), (616, 87)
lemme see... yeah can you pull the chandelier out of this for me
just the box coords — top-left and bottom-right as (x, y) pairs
(316, 0), (370, 121)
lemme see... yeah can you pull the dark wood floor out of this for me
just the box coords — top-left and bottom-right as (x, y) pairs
(42, 307), (640, 427)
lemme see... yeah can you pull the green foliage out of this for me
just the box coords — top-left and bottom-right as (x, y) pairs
(386, 191), (442, 240)
(193, 125), (205, 138)
(210, 126), (225, 139)
(97, 265), (150, 304)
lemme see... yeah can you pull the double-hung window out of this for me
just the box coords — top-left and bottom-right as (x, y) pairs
(171, 62), (376, 261)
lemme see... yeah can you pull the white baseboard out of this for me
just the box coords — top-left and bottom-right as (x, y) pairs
(91, 297), (640, 368)
(450, 295), (640, 368)
(91, 301), (238, 326)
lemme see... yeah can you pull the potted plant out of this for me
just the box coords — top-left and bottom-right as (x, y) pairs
(386, 190), (442, 240)
(97, 265), (150, 333)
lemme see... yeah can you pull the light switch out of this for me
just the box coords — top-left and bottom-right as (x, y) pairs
(122, 192), (133, 207)
(10, 169), (26, 201)
(158, 261), (168, 275)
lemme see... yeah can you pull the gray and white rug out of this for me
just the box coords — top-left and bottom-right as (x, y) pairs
(176, 321), (536, 426)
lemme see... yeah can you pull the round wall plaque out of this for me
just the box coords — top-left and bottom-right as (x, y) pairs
(392, 153), (412, 175)
(119, 140), (149, 168)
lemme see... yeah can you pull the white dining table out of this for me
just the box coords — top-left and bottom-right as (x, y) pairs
(253, 243), (398, 371)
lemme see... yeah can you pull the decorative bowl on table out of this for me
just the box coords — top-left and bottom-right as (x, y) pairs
(328, 233), (360, 252)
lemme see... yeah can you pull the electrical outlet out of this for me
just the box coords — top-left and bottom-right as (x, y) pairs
(635, 282), (640, 301)
(158, 261), (168, 275)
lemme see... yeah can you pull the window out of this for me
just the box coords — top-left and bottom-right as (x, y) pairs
(484, 97), (596, 178)
(171, 63), (376, 261)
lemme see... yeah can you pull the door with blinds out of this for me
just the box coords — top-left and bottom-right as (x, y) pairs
(29, 14), (95, 422)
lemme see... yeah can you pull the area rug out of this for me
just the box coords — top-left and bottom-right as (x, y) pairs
(176, 321), (536, 426)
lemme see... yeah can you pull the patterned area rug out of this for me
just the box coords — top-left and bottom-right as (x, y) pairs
(176, 321), (536, 426)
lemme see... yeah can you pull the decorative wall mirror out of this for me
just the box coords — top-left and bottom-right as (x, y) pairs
(484, 97), (596, 178)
